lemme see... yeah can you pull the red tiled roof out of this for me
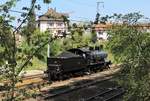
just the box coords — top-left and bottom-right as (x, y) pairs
(93, 23), (112, 31)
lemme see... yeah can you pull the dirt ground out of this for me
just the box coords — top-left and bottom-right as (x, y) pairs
(40, 64), (121, 92)
(24, 64), (121, 101)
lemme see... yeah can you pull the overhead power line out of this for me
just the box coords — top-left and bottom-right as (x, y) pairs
(8, 9), (41, 16)
(66, 0), (95, 8)
(1, 9), (92, 23)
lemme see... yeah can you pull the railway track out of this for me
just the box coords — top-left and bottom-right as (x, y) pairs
(40, 74), (124, 101)
(0, 73), (48, 101)
(0, 73), (44, 88)
(41, 77), (112, 100)
(85, 86), (125, 101)
(0, 73), (46, 96)
(16, 73), (45, 88)
(0, 65), (122, 100)
(21, 73), (44, 80)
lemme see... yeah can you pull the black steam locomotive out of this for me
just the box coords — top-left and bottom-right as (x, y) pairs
(46, 47), (111, 80)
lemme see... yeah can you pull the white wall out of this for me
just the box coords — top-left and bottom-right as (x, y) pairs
(39, 21), (48, 32)
(39, 20), (67, 33)
(96, 31), (108, 40)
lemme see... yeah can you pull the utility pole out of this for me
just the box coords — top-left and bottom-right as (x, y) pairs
(94, 1), (104, 24)
(96, 1), (104, 14)
(97, 2), (100, 14)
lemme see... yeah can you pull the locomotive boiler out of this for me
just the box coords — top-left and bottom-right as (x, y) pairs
(46, 47), (111, 80)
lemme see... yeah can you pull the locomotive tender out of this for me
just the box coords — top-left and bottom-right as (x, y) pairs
(47, 47), (111, 80)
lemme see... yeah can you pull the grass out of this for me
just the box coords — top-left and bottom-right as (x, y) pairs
(107, 52), (117, 64)
(24, 57), (46, 71)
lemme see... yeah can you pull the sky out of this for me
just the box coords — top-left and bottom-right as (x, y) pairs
(1, 0), (150, 23)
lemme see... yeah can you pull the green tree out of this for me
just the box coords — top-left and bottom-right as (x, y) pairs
(107, 13), (150, 101)
(62, 37), (74, 50)
(67, 23), (94, 48)
(94, 13), (100, 24)
(21, 2), (36, 45)
(20, 29), (50, 62)
(0, 0), (51, 100)
(70, 23), (85, 48)
(50, 38), (63, 56)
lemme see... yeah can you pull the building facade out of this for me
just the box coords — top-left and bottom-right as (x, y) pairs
(37, 8), (69, 37)
(93, 23), (150, 40)
(93, 23), (112, 40)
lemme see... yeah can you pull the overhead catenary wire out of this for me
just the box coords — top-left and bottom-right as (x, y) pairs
(1, 9), (92, 23)
(65, 0), (96, 8)
(4, 9), (150, 25)
(3, 9), (150, 30)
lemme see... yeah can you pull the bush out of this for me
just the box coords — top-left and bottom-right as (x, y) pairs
(107, 25), (150, 101)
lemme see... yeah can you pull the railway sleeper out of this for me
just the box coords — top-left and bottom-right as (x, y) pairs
(85, 86), (124, 101)
(104, 88), (125, 101)
(42, 77), (113, 100)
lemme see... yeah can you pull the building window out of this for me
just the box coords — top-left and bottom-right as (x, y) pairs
(57, 30), (62, 34)
(48, 22), (54, 26)
(57, 23), (63, 26)
(98, 31), (103, 35)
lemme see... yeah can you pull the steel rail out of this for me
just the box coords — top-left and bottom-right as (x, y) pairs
(21, 73), (44, 80)
(42, 76), (113, 100)
(105, 88), (125, 101)
(85, 86), (125, 101)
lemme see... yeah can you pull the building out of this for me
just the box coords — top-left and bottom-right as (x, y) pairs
(132, 23), (150, 32)
(93, 23), (150, 40)
(37, 8), (69, 37)
(92, 23), (112, 40)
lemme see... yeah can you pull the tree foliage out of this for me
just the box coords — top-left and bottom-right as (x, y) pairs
(70, 23), (92, 48)
(0, 0), (51, 100)
(94, 13), (100, 24)
(21, 3), (36, 45)
(107, 13), (150, 101)
(20, 29), (50, 62)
